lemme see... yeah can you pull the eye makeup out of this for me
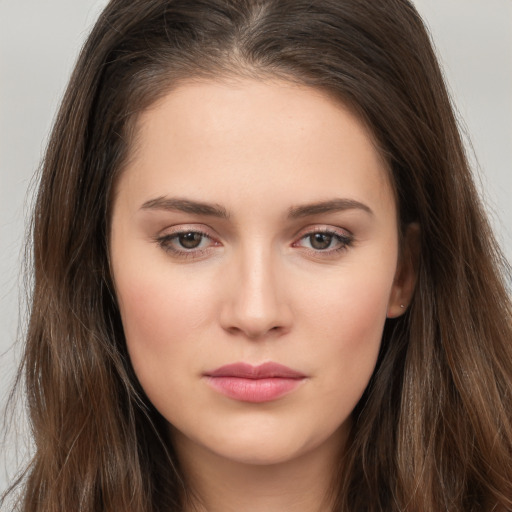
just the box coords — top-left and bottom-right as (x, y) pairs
(154, 226), (220, 260)
(292, 227), (353, 255)
(154, 224), (354, 260)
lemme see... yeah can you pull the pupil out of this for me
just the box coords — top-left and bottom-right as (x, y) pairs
(310, 233), (332, 250)
(179, 232), (202, 249)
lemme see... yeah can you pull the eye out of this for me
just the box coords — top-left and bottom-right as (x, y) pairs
(155, 229), (218, 257)
(306, 232), (337, 250)
(176, 231), (207, 249)
(293, 228), (353, 254)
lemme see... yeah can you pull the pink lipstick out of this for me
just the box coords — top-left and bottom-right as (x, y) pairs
(204, 362), (306, 403)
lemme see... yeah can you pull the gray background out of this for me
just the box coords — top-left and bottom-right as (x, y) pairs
(1, 0), (511, 496)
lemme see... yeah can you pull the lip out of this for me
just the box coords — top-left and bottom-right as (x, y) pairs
(204, 362), (307, 403)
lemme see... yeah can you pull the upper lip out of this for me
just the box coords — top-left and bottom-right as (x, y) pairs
(205, 362), (306, 379)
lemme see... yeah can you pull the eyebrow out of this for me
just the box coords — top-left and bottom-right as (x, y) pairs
(141, 197), (230, 218)
(287, 198), (373, 218)
(140, 196), (373, 219)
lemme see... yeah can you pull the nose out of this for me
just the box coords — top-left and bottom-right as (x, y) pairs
(219, 245), (293, 339)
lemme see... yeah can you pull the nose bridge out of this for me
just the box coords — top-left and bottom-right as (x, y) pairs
(241, 241), (277, 311)
(221, 239), (290, 338)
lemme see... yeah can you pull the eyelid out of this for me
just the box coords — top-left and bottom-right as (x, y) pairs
(291, 225), (354, 254)
(157, 223), (217, 238)
(154, 224), (221, 258)
(294, 224), (352, 236)
(292, 224), (353, 243)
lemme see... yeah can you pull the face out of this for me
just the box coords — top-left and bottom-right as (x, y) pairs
(110, 78), (413, 467)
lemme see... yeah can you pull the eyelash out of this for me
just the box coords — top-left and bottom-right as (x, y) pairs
(155, 229), (217, 259)
(155, 227), (353, 259)
(292, 228), (353, 255)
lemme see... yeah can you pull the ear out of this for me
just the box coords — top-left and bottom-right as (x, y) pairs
(387, 223), (420, 318)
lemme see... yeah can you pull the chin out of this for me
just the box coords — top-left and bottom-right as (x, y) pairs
(177, 416), (347, 469)
(208, 442), (308, 467)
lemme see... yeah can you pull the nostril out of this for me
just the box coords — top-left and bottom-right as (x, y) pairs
(223, 322), (286, 340)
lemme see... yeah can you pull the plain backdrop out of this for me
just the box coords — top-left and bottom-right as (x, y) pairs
(1, 0), (511, 497)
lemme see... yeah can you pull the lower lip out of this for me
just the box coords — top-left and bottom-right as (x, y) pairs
(205, 376), (305, 403)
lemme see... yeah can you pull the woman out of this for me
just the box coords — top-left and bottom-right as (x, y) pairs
(3, 0), (512, 510)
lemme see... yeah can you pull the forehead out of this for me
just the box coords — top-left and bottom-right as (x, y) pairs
(116, 78), (395, 219)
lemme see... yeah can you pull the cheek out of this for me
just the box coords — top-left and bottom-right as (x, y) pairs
(298, 264), (395, 411)
(301, 257), (395, 341)
(114, 261), (217, 400)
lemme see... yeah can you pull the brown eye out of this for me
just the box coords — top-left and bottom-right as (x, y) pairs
(293, 229), (353, 255)
(309, 233), (333, 250)
(178, 232), (204, 249)
(156, 228), (218, 258)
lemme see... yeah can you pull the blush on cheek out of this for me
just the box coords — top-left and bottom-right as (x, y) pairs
(116, 266), (215, 376)
(117, 255), (205, 334)
(117, 283), (184, 416)
(310, 273), (392, 384)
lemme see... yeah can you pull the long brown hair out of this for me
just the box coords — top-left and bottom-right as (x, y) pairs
(3, 0), (512, 510)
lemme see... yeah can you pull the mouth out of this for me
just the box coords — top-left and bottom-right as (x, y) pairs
(203, 362), (307, 403)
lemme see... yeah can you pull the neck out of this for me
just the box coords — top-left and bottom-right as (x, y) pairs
(173, 427), (347, 512)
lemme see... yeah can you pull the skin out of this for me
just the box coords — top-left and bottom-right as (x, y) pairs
(110, 78), (416, 512)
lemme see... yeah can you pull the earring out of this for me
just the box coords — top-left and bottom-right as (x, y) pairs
(400, 304), (405, 309)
